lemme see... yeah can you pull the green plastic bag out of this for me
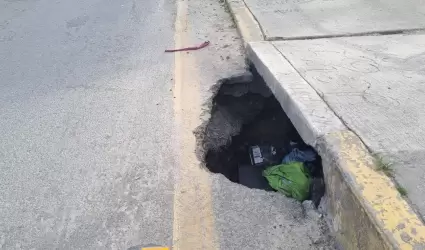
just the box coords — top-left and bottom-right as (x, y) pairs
(263, 162), (310, 201)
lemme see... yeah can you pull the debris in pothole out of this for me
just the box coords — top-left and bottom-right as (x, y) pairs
(201, 70), (326, 206)
(249, 145), (280, 166)
(263, 162), (311, 202)
(282, 148), (317, 164)
(238, 164), (274, 191)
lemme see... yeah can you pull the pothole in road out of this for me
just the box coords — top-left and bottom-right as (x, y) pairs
(199, 69), (325, 206)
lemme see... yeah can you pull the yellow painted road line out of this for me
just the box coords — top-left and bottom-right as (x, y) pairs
(172, 0), (218, 249)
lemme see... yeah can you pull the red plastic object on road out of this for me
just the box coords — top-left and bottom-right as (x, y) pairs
(165, 41), (210, 52)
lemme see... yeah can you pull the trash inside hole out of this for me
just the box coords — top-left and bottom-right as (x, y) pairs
(203, 70), (325, 206)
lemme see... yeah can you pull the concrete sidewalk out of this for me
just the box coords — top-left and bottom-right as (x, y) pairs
(226, 0), (425, 249)
(243, 0), (425, 40)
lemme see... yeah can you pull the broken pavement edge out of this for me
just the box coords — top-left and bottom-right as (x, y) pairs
(223, 0), (425, 247)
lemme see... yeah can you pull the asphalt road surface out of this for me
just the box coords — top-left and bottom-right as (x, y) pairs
(1, 0), (176, 248)
(0, 0), (333, 249)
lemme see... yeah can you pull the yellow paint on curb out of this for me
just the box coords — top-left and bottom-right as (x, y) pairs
(331, 131), (425, 249)
(172, 0), (217, 249)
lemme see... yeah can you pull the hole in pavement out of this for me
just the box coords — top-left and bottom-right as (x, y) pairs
(202, 68), (325, 206)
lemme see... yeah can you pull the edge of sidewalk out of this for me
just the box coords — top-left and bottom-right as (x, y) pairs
(224, 0), (425, 249)
(248, 39), (425, 250)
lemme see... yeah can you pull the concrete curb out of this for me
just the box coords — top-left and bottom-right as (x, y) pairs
(246, 42), (346, 146)
(246, 41), (425, 250)
(224, 0), (264, 44)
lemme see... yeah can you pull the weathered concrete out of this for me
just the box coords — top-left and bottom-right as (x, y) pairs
(0, 0), (335, 248)
(247, 42), (346, 146)
(225, 0), (264, 44)
(242, 0), (425, 40)
(210, 174), (334, 250)
(272, 35), (425, 220)
(227, 0), (425, 247)
(318, 131), (425, 250)
(247, 39), (425, 249)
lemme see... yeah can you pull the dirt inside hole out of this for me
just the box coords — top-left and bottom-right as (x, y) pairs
(203, 71), (325, 206)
